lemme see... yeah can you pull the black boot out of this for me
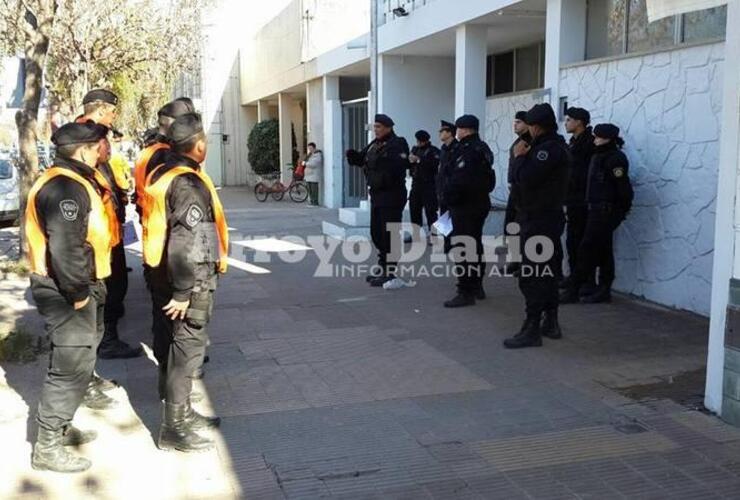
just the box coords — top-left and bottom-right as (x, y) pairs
(559, 286), (580, 304)
(444, 292), (475, 308)
(98, 322), (144, 359)
(32, 427), (91, 473)
(158, 402), (214, 452)
(581, 285), (612, 304)
(185, 399), (221, 430)
(82, 383), (118, 410)
(541, 309), (562, 340)
(503, 315), (543, 349)
(61, 425), (97, 446)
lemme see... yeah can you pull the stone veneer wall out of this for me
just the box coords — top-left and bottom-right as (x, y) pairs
(559, 42), (724, 316)
(482, 91), (545, 206)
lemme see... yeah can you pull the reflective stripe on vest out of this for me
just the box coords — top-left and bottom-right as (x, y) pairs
(25, 168), (113, 279)
(143, 166), (229, 273)
(134, 143), (170, 209)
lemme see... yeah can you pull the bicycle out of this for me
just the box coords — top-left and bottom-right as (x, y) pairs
(254, 171), (309, 203)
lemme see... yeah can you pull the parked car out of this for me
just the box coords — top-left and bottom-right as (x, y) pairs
(0, 157), (20, 222)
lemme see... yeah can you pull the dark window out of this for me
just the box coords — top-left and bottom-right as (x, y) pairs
(683, 6), (727, 43)
(493, 51), (514, 95)
(487, 43), (545, 97)
(515, 44), (541, 91)
(627, 0), (675, 53)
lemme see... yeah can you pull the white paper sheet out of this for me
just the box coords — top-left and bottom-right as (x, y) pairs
(433, 211), (453, 237)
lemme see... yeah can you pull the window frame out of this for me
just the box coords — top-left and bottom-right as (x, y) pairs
(487, 41), (545, 98)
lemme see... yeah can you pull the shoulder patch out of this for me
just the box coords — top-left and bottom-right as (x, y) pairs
(536, 150), (549, 161)
(400, 153), (408, 159)
(613, 167), (625, 178)
(59, 200), (79, 221)
(185, 204), (204, 228)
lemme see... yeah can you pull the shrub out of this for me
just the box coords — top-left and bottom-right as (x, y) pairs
(247, 119), (280, 176)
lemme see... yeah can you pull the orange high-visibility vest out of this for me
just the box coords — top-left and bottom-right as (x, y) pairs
(139, 162), (166, 258)
(26, 167), (113, 279)
(109, 153), (132, 192)
(134, 143), (170, 210)
(143, 166), (228, 273)
(91, 169), (121, 247)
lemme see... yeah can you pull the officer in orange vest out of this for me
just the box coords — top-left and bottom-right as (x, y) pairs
(78, 89), (143, 361)
(145, 113), (228, 452)
(26, 122), (113, 473)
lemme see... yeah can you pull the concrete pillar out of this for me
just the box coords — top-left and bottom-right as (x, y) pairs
(454, 24), (487, 121)
(278, 92), (294, 182)
(707, 0), (740, 422)
(257, 99), (275, 122)
(306, 79), (324, 150)
(323, 76), (342, 208)
(559, 0), (587, 65)
(544, 0), (564, 112)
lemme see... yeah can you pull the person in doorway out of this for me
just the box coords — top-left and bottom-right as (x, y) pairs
(304, 142), (323, 206)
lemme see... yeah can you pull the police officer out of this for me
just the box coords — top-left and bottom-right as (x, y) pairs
(504, 103), (570, 348)
(346, 114), (409, 287)
(26, 122), (112, 472)
(501, 111), (531, 274)
(144, 113), (227, 452)
(560, 124), (633, 304)
(561, 107), (595, 292)
(78, 89), (143, 360)
(443, 114), (494, 308)
(436, 120), (458, 216)
(408, 130), (440, 244)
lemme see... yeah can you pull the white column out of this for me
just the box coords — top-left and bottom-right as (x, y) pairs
(559, 0), (587, 65)
(278, 93), (294, 182)
(544, 0), (565, 111)
(257, 99), (274, 122)
(706, 0), (740, 415)
(306, 80), (324, 149)
(454, 24), (487, 121)
(323, 76), (342, 208)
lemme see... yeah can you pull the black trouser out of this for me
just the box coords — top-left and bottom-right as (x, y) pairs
(449, 208), (488, 295)
(573, 208), (621, 288)
(518, 211), (565, 317)
(103, 242), (128, 324)
(151, 282), (214, 405)
(31, 275), (106, 432)
(504, 192), (518, 237)
(565, 205), (588, 276)
(307, 182), (320, 206)
(409, 183), (438, 231)
(370, 203), (404, 274)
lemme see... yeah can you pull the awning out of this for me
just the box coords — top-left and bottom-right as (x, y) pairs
(646, 0), (727, 21)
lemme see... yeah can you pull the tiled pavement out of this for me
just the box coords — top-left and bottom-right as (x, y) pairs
(1, 188), (740, 499)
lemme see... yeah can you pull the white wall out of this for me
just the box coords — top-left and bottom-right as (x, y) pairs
(482, 91), (546, 206)
(560, 42), (725, 316)
(378, 55), (455, 144)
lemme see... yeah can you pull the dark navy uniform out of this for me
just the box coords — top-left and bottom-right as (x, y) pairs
(408, 140), (440, 232)
(436, 138), (458, 215)
(504, 131), (530, 237)
(347, 122), (409, 279)
(564, 126), (594, 282)
(563, 127), (633, 303)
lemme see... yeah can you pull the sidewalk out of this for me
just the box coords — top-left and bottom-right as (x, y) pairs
(1, 188), (740, 499)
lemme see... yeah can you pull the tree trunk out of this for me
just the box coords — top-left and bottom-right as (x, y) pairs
(15, 6), (53, 260)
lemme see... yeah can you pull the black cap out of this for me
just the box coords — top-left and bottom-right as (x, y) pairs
(565, 107), (591, 125)
(374, 114), (394, 127)
(167, 112), (204, 144)
(174, 96), (195, 112)
(82, 89), (118, 106)
(158, 100), (192, 119)
(415, 130), (430, 142)
(439, 120), (456, 133)
(51, 122), (109, 147)
(455, 114), (479, 131)
(525, 103), (557, 128)
(514, 111), (528, 121)
(593, 123), (620, 139)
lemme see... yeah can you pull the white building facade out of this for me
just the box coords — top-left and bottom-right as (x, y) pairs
(203, 0), (740, 426)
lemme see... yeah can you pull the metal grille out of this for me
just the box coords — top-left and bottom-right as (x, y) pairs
(342, 99), (369, 207)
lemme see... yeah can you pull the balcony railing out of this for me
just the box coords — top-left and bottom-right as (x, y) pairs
(380, 0), (437, 25)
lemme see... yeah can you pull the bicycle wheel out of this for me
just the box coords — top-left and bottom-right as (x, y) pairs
(289, 181), (309, 203)
(271, 181), (285, 201)
(254, 182), (269, 202)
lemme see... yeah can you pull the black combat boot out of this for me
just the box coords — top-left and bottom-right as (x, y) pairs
(580, 285), (612, 304)
(61, 425), (98, 446)
(158, 402), (214, 452)
(185, 399), (221, 430)
(541, 309), (562, 339)
(98, 322), (144, 359)
(82, 383), (118, 410)
(503, 315), (543, 349)
(444, 292), (476, 308)
(32, 427), (91, 473)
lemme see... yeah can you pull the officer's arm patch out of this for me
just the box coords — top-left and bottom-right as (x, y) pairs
(536, 150), (549, 161)
(185, 204), (204, 228)
(613, 167), (625, 178)
(59, 200), (79, 221)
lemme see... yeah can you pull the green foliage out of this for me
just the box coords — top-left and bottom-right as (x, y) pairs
(248, 119), (280, 176)
(0, 326), (49, 363)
